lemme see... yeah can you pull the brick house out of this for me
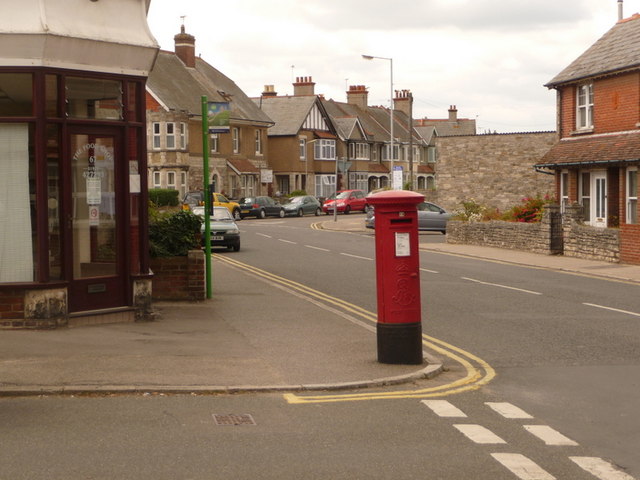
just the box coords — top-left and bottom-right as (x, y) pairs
(255, 77), (431, 197)
(146, 25), (274, 200)
(536, 12), (640, 264)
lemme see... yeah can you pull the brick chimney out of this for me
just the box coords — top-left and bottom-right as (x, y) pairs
(293, 76), (315, 96)
(346, 85), (369, 110)
(448, 105), (458, 122)
(393, 89), (412, 117)
(174, 24), (196, 68)
(262, 85), (278, 97)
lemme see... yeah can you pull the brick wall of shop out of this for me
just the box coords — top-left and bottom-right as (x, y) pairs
(150, 249), (205, 301)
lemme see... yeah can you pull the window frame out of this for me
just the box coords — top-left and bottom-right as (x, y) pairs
(576, 83), (594, 130)
(627, 167), (638, 225)
(166, 122), (176, 150)
(313, 139), (336, 160)
(232, 127), (240, 154)
(179, 122), (187, 150)
(255, 129), (262, 155)
(152, 122), (161, 150)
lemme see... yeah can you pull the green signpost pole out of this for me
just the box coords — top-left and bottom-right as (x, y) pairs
(201, 96), (212, 299)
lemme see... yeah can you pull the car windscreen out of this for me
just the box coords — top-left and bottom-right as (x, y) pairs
(211, 208), (233, 220)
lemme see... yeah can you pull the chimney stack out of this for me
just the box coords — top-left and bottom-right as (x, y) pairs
(448, 105), (458, 122)
(393, 89), (412, 117)
(618, 0), (624, 21)
(262, 85), (278, 97)
(293, 76), (316, 96)
(174, 24), (196, 68)
(346, 85), (369, 110)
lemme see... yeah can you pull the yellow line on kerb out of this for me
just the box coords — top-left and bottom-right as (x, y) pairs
(213, 255), (495, 404)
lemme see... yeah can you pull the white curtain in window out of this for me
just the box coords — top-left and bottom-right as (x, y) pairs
(0, 124), (33, 282)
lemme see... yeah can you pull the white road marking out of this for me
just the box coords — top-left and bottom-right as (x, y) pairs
(453, 424), (506, 444)
(491, 453), (556, 480)
(305, 245), (331, 252)
(570, 457), (637, 480)
(524, 425), (578, 446)
(256, 233), (272, 238)
(340, 253), (373, 261)
(421, 400), (467, 417)
(583, 303), (640, 318)
(278, 239), (296, 244)
(420, 268), (439, 274)
(485, 402), (533, 419)
(462, 277), (542, 295)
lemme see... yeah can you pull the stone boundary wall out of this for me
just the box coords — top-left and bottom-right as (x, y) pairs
(150, 249), (205, 301)
(563, 223), (620, 263)
(447, 205), (623, 263)
(447, 220), (552, 255)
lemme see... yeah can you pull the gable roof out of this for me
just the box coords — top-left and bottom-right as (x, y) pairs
(546, 14), (640, 88)
(147, 51), (273, 125)
(254, 95), (330, 136)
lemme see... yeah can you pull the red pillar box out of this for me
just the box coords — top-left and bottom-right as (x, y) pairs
(368, 190), (424, 365)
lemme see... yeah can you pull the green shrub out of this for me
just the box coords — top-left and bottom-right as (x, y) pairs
(149, 210), (202, 257)
(149, 188), (180, 207)
(289, 190), (307, 197)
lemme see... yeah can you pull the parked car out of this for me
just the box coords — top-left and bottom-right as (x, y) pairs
(322, 190), (369, 214)
(282, 195), (323, 216)
(238, 196), (285, 219)
(200, 206), (240, 251)
(365, 201), (452, 233)
(182, 191), (241, 220)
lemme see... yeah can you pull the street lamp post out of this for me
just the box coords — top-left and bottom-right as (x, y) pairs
(362, 54), (395, 189)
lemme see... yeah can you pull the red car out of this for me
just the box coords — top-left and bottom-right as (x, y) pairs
(322, 190), (370, 214)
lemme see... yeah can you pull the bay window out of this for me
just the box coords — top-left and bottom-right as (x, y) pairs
(314, 139), (336, 160)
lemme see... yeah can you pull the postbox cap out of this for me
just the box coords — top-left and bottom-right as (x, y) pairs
(367, 190), (424, 207)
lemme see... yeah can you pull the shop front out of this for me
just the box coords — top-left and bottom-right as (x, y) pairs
(0, 0), (158, 327)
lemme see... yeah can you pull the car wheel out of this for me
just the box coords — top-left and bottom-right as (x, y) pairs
(279, 209), (285, 218)
(258, 209), (266, 219)
(297, 208), (303, 217)
(315, 207), (321, 216)
(233, 208), (241, 220)
(344, 205), (351, 214)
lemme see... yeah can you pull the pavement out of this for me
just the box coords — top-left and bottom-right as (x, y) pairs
(1, 215), (639, 397)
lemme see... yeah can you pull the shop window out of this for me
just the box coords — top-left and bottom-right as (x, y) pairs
(47, 125), (62, 280)
(0, 123), (35, 282)
(66, 77), (122, 120)
(45, 75), (58, 117)
(0, 73), (33, 116)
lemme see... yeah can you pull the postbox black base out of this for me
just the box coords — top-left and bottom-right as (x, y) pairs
(377, 322), (423, 365)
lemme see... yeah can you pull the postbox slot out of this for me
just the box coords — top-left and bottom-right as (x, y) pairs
(390, 218), (412, 224)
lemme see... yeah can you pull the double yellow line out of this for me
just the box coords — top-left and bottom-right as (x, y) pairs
(213, 254), (495, 404)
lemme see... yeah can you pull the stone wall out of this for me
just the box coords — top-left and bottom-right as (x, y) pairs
(447, 206), (560, 255)
(150, 249), (205, 301)
(447, 205), (623, 263)
(434, 132), (557, 212)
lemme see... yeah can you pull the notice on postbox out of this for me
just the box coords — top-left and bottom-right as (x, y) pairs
(394, 232), (410, 257)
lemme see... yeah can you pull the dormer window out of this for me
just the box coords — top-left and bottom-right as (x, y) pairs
(576, 83), (593, 130)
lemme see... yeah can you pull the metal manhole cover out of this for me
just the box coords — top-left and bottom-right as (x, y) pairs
(213, 414), (256, 426)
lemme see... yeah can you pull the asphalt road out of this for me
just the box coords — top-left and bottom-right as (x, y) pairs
(1, 214), (637, 480)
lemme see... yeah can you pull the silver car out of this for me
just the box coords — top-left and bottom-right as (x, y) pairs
(365, 201), (451, 234)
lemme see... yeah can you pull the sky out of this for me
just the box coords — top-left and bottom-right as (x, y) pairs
(147, 0), (638, 134)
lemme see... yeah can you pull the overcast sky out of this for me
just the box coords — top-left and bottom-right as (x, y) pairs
(147, 0), (637, 134)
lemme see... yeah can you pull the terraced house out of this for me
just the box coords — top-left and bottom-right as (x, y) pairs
(536, 9), (640, 264)
(255, 77), (433, 198)
(146, 25), (274, 201)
